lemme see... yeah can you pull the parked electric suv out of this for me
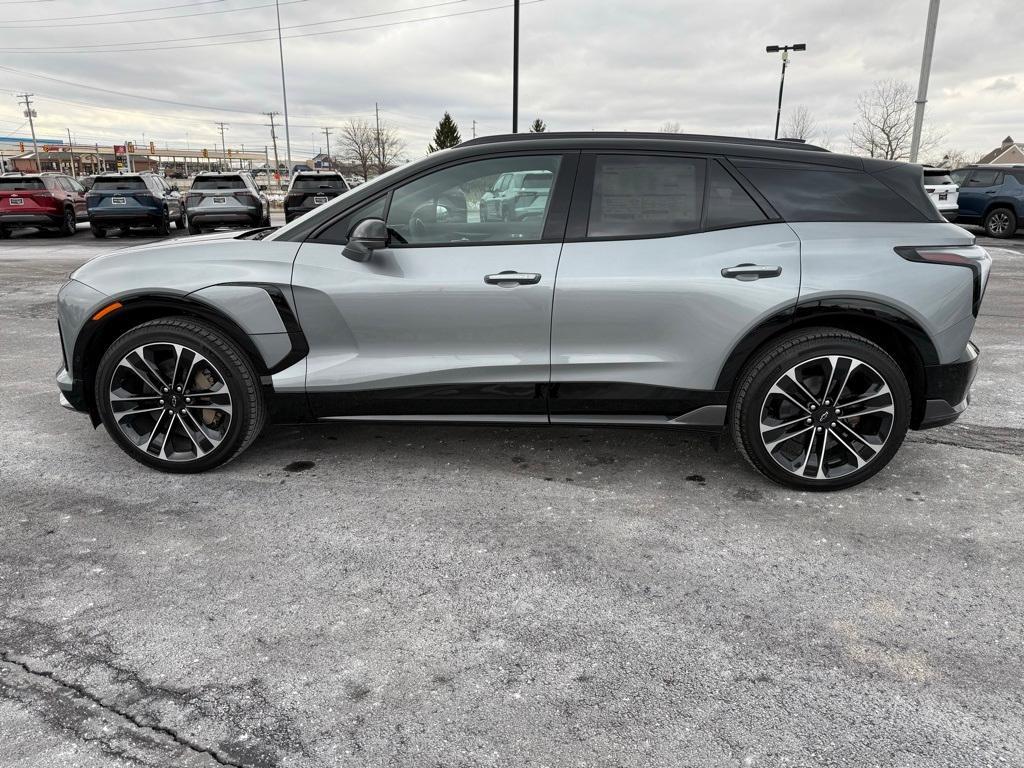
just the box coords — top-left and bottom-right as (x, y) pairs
(56, 133), (991, 489)
(86, 172), (184, 237)
(284, 171), (350, 223)
(184, 171), (270, 234)
(950, 165), (1024, 238)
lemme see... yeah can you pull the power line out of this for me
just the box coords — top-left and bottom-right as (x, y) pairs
(0, 0), (307, 29)
(3, 0), (223, 23)
(3, 0), (466, 51)
(0, 1), (545, 53)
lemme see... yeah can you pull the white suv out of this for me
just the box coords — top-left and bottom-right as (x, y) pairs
(923, 167), (959, 222)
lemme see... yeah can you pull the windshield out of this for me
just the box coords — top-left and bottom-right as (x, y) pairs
(0, 178), (45, 190)
(291, 175), (346, 191)
(191, 176), (246, 190)
(92, 177), (147, 191)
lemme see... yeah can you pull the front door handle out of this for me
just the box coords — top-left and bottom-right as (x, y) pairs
(721, 263), (783, 281)
(484, 270), (541, 286)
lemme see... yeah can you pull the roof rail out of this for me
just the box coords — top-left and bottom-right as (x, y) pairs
(460, 131), (830, 153)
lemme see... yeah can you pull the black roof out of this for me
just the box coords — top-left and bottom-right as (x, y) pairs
(450, 131), (887, 171)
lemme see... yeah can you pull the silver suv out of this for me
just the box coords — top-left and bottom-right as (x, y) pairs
(56, 133), (991, 489)
(184, 171), (270, 234)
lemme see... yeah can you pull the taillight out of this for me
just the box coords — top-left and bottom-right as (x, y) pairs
(235, 192), (255, 205)
(186, 193), (200, 207)
(895, 245), (992, 316)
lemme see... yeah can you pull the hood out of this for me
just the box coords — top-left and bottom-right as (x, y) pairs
(70, 230), (301, 300)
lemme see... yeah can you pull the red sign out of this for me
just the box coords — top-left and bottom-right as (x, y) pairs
(113, 145), (125, 154)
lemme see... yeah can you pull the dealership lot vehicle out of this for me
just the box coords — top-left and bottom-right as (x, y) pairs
(56, 133), (991, 489)
(184, 171), (270, 234)
(283, 170), (350, 223)
(86, 172), (184, 238)
(951, 164), (1024, 238)
(478, 168), (554, 221)
(923, 166), (959, 221)
(0, 172), (87, 237)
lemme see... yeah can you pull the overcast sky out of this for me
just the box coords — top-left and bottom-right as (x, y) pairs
(0, 0), (1020, 163)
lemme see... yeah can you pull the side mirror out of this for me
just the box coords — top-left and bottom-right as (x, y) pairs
(342, 217), (388, 262)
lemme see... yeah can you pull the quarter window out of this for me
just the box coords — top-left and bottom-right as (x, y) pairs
(705, 161), (768, 228)
(386, 155), (561, 245)
(587, 155), (705, 238)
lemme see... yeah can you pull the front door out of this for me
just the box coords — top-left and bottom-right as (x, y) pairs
(291, 152), (576, 419)
(958, 168), (1004, 220)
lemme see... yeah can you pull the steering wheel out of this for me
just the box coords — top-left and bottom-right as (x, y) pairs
(408, 202), (436, 239)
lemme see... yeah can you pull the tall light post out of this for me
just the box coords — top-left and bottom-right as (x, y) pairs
(910, 0), (940, 163)
(275, 0), (293, 170)
(512, 0), (519, 133)
(766, 43), (806, 140)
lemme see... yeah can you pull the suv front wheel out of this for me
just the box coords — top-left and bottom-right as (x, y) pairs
(95, 318), (265, 473)
(731, 328), (911, 490)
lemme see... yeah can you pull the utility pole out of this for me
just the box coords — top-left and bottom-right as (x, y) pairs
(765, 43), (806, 140)
(66, 129), (77, 177)
(910, 0), (940, 163)
(374, 102), (383, 171)
(321, 127), (333, 168)
(512, 0), (519, 132)
(472, 119), (477, 139)
(17, 94), (41, 172)
(215, 122), (229, 167)
(274, 0), (293, 171)
(264, 111), (281, 187)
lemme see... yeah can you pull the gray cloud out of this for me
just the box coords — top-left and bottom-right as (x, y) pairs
(1, 0), (1021, 161)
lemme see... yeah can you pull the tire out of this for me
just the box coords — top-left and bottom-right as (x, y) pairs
(730, 328), (911, 491)
(154, 207), (171, 236)
(0, 227), (10, 239)
(119, 225), (131, 237)
(95, 318), (265, 473)
(261, 206), (271, 227)
(59, 207), (77, 237)
(90, 224), (107, 239)
(984, 207), (1017, 239)
(176, 207), (186, 230)
(187, 217), (203, 235)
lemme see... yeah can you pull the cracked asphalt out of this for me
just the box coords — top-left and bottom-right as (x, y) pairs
(1, 224), (1022, 767)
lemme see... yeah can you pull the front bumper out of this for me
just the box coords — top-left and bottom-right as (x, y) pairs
(916, 341), (979, 429)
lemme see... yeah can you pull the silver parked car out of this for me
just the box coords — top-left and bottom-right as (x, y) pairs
(56, 133), (991, 489)
(184, 171), (270, 234)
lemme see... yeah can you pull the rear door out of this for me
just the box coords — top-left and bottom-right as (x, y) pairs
(291, 152), (577, 419)
(550, 154), (800, 424)
(958, 168), (1004, 219)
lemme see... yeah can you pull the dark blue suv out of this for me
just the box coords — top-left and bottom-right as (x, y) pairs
(951, 165), (1024, 238)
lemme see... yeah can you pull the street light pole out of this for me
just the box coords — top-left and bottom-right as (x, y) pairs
(765, 43), (806, 140)
(910, 0), (940, 163)
(216, 122), (229, 168)
(275, 0), (293, 171)
(512, 0), (520, 133)
(17, 94), (41, 172)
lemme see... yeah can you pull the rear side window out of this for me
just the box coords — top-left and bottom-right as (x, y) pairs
(964, 169), (1003, 187)
(191, 175), (245, 190)
(736, 165), (926, 222)
(92, 177), (147, 191)
(705, 162), (768, 228)
(588, 155), (705, 237)
(0, 178), (45, 190)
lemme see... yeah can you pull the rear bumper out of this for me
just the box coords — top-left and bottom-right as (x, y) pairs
(189, 210), (260, 225)
(915, 341), (979, 429)
(940, 208), (959, 222)
(0, 212), (62, 227)
(89, 209), (163, 225)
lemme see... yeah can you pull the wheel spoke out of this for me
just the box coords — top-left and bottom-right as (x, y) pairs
(827, 426), (869, 469)
(762, 421), (813, 452)
(783, 369), (820, 409)
(118, 354), (164, 395)
(143, 409), (171, 456)
(177, 409), (218, 456)
(837, 385), (891, 410)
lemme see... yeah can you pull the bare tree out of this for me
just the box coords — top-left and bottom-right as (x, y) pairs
(782, 105), (817, 142)
(849, 79), (943, 160)
(926, 147), (973, 169)
(660, 121), (682, 133)
(339, 118), (376, 181)
(372, 119), (405, 174)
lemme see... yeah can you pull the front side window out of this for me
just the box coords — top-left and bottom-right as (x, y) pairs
(706, 161), (768, 228)
(587, 155), (705, 238)
(313, 195), (387, 245)
(386, 155), (561, 245)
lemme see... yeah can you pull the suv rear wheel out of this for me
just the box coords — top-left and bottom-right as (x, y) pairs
(59, 207), (77, 237)
(155, 207), (171, 236)
(984, 207), (1017, 239)
(187, 217), (203, 235)
(731, 328), (911, 490)
(90, 224), (107, 239)
(95, 318), (265, 473)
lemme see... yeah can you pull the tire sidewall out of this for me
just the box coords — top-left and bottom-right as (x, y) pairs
(985, 208), (1016, 238)
(95, 323), (255, 473)
(736, 335), (911, 491)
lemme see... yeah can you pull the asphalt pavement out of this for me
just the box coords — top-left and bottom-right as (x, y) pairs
(1, 222), (1022, 767)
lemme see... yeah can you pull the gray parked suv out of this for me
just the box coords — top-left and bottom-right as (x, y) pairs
(56, 133), (991, 489)
(184, 171), (270, 234)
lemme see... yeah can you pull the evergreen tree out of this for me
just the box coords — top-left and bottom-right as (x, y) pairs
(427, 112), (462, 152)
(530, 118), (547, 133)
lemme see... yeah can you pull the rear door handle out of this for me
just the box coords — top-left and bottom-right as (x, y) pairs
(484, 270), (541, 286)
(721, 263), (782, 280)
